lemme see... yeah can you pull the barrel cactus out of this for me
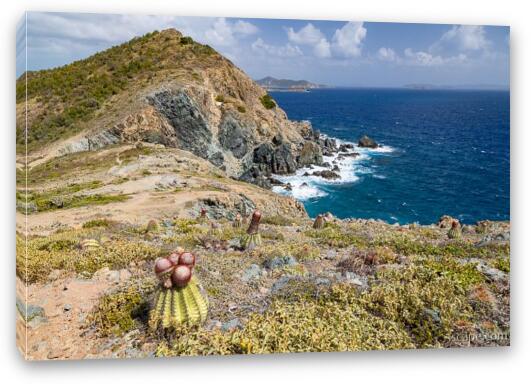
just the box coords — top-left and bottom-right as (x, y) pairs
(447, 220), (462, 239)
(313, 214), (325, 229)
(80, 238), (101, 252)
(240, 210), (262, 250)
(149, 250), (208, 331)
(208, 222), (223, 237)
(146, 219), (159, 233)
(198, 207), (208, 222)
(233, 213), (243, 228)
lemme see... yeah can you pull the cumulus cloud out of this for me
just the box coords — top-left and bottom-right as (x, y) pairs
(287, 23), (325, 45)
(204, 18), (258, 46)
(286, 23), (331, 58)
(313, 38), (331, 58)
(331, 21), (367, 58)
(286, 21), (366, 59)
(251, 38), (303, 57)
(403, 48), (467, 66)
(431, 25), (490, 53)
(377, 47), (397, 62)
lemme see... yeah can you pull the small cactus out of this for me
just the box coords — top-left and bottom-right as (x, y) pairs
(150, 250), (208, 330)
(240, 210), (262, 250)
(448, 220), (462, 239)
(146, 219), (159, 233)
(198, 207), (208, 222)
(233, 213), (243, 228)
(80, 238), (101, 252)
(313, 214), (325, 229)
(208, 222), (223, 237)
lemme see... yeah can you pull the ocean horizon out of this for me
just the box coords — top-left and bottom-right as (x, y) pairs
(271, 88), (510, 225)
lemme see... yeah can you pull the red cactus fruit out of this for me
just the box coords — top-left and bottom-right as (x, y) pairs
(168, 252), (180, 265)
(154, 257), (174, 277)
(179, 252), (196, 268)
(171, 265), (192, 287)
(247, 210), (262, 234)
(200, 207), (207, 218)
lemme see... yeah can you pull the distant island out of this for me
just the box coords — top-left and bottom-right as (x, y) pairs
(256, 76), (329, 91)
(403, 83), (509, 91)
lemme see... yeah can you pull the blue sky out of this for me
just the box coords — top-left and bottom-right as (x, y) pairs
(17, 12), (510, 87)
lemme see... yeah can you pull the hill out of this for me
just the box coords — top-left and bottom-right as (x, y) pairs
(16, 29), (325, 188)
(256, 76), (327, 91)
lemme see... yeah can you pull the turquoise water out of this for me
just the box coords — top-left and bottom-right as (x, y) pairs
(271, 89), (510, 225)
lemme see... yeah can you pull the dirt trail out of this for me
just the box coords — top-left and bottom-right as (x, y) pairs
(17, 276), (113, 360)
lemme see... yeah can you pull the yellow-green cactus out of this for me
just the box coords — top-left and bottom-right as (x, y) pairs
(240, 233), (262, 250)
(313, 214), (325, 229)
(80, 238), (101, 251)
(240, 210), (262, 250)
(448, 221), (462, 239)
(146, 219), (159, 233)
(149, 276), (208, 330)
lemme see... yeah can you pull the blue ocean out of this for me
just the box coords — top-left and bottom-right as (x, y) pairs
(271, 89), (510, 225)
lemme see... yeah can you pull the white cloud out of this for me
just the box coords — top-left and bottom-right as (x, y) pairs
(287, 23), (325, 45)
(404, 48), (467, 66)
(377, 47), (397, 62)
(431, 25), (490, 53)
(313, 38), (331, 58)
(204, 18), (258, 46)
(286, 23), (331, 58)
(251, 38), (303, 57)
(233, 20), (259, 35)
(331, 21), (367, 58)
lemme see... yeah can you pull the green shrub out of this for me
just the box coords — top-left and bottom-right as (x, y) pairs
(89, 279), (157, 336)
(260, 94), (276, 109)
(180, 36), (194, 45)
(82, 219), (112, 228)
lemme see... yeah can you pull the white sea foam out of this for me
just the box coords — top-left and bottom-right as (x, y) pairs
(272, 135), (395, 201)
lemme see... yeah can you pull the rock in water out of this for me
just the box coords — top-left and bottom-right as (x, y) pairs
(358, 135), (378, 148)
(297, 141), (323, 167)
(312, 170), (341, 180)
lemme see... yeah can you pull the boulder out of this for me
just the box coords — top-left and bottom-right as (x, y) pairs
(297, 141), (323, 167)
(252, 143), (297, 175)
(358, 135), (378, 148)
(263, 255), (298, 270)
(338, 143), (354, 152)
(312, 170), (341, 180)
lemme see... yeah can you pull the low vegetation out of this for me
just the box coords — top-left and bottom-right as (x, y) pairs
(259, 94), (276, 109)
(18, 208), (510, 356)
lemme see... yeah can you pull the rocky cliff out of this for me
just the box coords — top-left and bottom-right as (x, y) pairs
(17, 28), (325, 188)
